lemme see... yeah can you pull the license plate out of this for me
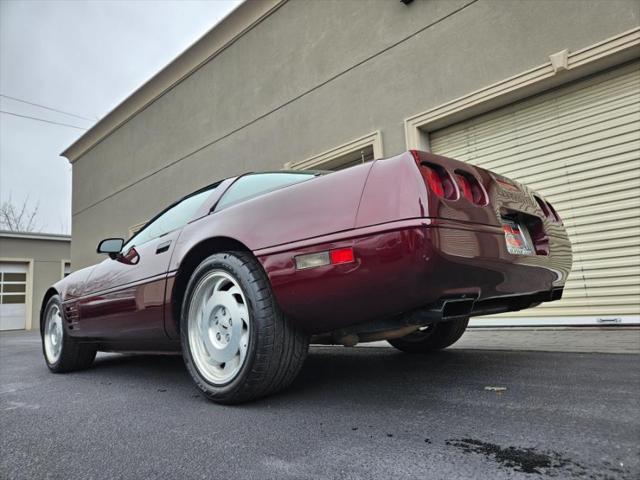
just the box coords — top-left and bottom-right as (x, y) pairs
(502, 219), (534, 255)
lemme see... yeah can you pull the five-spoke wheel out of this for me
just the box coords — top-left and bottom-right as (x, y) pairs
(41, 294), (96, 372)
(188, 270), (251, 384)
(181, 252), (309, 404)
(43, 304), (64, 364)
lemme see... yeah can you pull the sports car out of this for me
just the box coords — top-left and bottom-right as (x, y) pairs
(40, 150), (572, 403)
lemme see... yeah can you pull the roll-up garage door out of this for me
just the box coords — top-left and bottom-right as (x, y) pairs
(430, 62), (640, 326)
(0, 262), (28, 331)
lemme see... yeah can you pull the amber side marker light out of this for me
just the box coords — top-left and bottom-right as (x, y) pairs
(295, 247), (355, 270)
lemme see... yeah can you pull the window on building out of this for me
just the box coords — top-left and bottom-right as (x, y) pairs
(285, 131), (382, 171)
(63, 262), (71, 278)
(320, 145), (375, 171)
(0, 271), (26, 305)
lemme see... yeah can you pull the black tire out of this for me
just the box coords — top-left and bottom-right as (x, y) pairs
(41, 295), (96, 372)
(387, 317), (469, 353)
(180, 251), (309, 404)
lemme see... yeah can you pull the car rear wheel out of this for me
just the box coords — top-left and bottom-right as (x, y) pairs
(181, 251), (309, 404)
(41, 295), (96, 372)
(387, 317), (469, 353)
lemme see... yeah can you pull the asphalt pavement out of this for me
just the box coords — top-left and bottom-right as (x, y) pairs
(1, 330), (639, 479)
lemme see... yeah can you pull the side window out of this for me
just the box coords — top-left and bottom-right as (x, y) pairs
(216, 173), (315, 210)
(123, 187), (214, 250)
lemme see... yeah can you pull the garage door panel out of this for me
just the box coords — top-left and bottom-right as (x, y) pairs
(564, 216), (639, 237)
(514, 151), (639, 188)
(573, 245), (640, 262)
(475, 100), (638, 151)
(562, 207), (637, 228)
(474, 145), (637, 189)
(564, 198), (639, 220)
(549, 177), (639, 204)
(553, 190), (636, 216)
(0, 263), (28, 331)
(434, 72), (640, 153)
(516, 159), (638, 195)
(570, 276), (640, 288)
(436, 68), (640, 144)
(534, 296), (638, 307)
(472, 126), (639, 175)
(456, 105), (639, 166)
(572, 236), (640, 255)
(579, 285), (640, 297)
(508, 305), (640, 316)
(469, 120), (639, 167)
(559, 287), (640, 301)
(431, 62), (640, 323)
(571, 254), (640, 271)
(504, 142), (639, 178)
(581, 266), (640, 279)
(557, 164), (640, 192)
(565, 275), (639, 289)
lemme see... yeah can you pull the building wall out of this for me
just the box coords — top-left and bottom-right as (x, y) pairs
(0, 236), (70, 330)
(69, 0), (640, 268)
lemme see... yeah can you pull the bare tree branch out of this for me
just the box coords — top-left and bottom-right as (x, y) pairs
(0, 195), (41, 232)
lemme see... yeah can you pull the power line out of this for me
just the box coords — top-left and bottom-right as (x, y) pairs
(0, 110), (88, 130)
(0, 94), (95, 122)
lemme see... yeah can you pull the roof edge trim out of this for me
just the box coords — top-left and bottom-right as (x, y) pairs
(62, 0), (287, 163)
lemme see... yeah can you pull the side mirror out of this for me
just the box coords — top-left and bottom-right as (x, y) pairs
(97, 238), (124, 259)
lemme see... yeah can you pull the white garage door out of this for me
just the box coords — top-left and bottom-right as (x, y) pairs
(430, 62), (640, 326)
(0, 262), (28, 331)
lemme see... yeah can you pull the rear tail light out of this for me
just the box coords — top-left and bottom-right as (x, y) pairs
(455, 174), (472, 200)
(422, 165), (444, 197)
(295, 247), (355, 270)
(530, 220), (550, 255)
(409, 151), (486, 205)
(534, 196), (550, 217)
(546, 201), (563, 224)
(419, 163), (456, 200)
(455, 171), (488, 206)
(534, 196), (562, 224)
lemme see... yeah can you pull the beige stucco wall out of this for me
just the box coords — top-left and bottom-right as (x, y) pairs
(0, 235), (70, 330)
(68, 0), (640, 269)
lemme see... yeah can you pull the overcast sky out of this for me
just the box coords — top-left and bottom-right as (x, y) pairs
(0, 0), (241, 234)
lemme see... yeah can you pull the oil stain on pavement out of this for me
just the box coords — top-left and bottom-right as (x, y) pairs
(445, 438), (629, 479)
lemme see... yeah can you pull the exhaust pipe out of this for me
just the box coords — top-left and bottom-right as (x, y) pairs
(441, 297), (475, 319)
(312, 325), (421, 347)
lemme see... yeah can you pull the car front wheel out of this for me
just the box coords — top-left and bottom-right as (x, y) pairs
(387, 317), (469, 353)
(41, 295), (96, 372)
(181, 251), (309, 404)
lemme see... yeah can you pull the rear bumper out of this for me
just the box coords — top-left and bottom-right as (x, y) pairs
(257, 218), (572, 334)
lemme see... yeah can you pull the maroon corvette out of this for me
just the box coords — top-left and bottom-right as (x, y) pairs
(41, 151), (571, 403)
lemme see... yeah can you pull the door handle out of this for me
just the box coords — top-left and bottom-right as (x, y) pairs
(156, 240), (171, 254)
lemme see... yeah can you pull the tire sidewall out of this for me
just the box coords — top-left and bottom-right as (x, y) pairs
(180, 253), (262, 399)
(41, 294), (65, 371)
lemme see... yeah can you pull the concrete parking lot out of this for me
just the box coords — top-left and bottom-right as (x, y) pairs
(1, 329), (639, 479)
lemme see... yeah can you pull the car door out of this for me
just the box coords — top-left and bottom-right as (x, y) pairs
(76, 186), (216, 342)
